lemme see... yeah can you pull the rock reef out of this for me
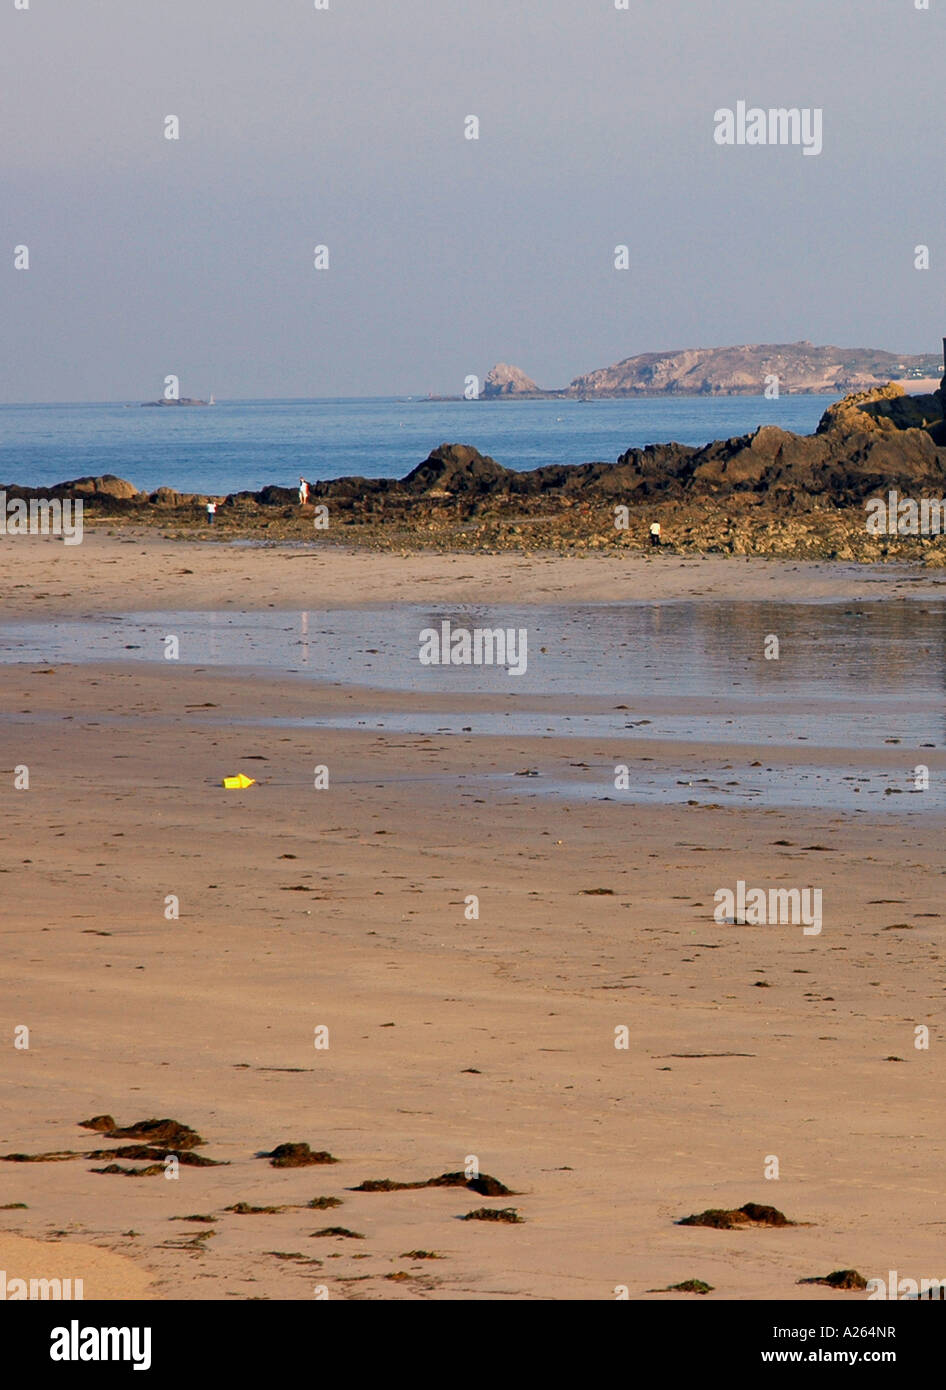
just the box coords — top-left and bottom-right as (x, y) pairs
(8, 383), (946, 563)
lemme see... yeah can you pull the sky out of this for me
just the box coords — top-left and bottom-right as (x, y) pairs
(0, 0), (941, 402)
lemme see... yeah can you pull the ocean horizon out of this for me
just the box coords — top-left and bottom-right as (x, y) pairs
(0, 393), (839, 497)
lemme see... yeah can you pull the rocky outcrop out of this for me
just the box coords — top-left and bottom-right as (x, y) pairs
(314, 420), (946, 508)
(816, 381), (946, 443)
(0, 474), (146, 513)
(10, 385), (946, 564)
(26, 408), (944, 519)
(400, 442), (510, 494)
(482, 363), (542, 397)
(680, 421), (945, 504)
(59, 475), (141, 500)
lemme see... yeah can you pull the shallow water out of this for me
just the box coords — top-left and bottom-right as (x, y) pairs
(1, 598), (944, 699)
(230, 706), (941, 753)
(524, 764), (936, 815)
(2, 598), (945, 764)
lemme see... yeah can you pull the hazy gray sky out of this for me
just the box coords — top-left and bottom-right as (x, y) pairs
(1, 0), (940, 402)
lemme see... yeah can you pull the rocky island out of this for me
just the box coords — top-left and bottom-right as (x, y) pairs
(482, 343), (942, 399)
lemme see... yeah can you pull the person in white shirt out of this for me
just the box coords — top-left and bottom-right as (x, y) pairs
(207, 500), (217, 524)
(649, 521), (661, 548)
(299, 477), (310, 506)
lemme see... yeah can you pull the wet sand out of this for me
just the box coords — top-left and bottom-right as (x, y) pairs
(5, 530), (946, 623)
(1, 536), (944, 1300)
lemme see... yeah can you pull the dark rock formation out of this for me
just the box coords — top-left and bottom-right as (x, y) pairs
(306, 422), (946, 510)
(12, 382), (946, 564)
(401, 443), (510, 495)
(20, 380), (946, 518)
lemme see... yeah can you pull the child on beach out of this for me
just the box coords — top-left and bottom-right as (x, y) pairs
(649, 521), (661, 547)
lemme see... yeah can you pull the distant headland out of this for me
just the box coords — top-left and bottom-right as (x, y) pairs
(480, 343), (942, 400)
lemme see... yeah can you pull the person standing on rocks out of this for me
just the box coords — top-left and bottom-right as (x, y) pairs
(206, 500), (216, 524)
(649, 521), (661, 548)
(299, 477), (310, 506)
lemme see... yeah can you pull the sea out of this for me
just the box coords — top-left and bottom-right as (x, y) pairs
(0, 395), (837, 496)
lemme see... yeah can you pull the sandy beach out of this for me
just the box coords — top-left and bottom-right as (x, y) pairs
(1, 535), (944, 1301)
(6, 530), (946, 622)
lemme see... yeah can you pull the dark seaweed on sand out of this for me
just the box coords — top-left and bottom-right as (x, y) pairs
(225, 1202), (289, 1215)
(0, 1151), (83, 1163)
(259, 1143), (338, 1168)
(677, 1203), (795, 1229)
(647, 1279), (714, 1295)
(91, 1163), (166, 1177)
(461, 1207), (523, 1223)
(798, 1269), (867, 1290)
(79, 1117), (204, 1149)
(86, 1146), (224, 1166)
(351, 1171), (513, 1196)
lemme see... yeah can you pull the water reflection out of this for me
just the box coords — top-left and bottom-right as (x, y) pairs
(1, 601), (944, 747)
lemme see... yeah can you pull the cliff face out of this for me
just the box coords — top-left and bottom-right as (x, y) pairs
(484, 344), (942, 398)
